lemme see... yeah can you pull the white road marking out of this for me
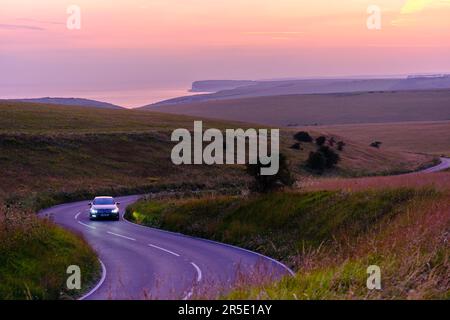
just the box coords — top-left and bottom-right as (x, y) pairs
(122, 207), (295, 277)
(74, 212), (81, 220)
(107, 231), (136, 241)
(79, 259), (107, 300)
(190, 262), (202, 282)
(148, 244), (180, 257)
(78, 221), (96, 230)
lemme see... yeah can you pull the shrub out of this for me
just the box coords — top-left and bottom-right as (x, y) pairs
(294, 131), (313, 142)
(316, 136), (327, 146)
(306, 151), (327, 172)
(306, 146), (340, 173)
(246, 153), (295, 193)
(290, 143), (302, 150)
(337, 141), (346, 151)
(319, 146), (340, 168)
(328, 137), (336, 147)
(370, 141), (382, 149)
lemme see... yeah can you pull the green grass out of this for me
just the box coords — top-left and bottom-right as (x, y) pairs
(126, 188), (449, 299)
(127, 188), (450, 299)
(0, 212), (99, 300)
(126, 188), (426, 263)
(0, 101), (433, 210)
(0, 100), (439, 299)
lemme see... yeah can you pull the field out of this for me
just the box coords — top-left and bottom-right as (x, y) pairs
(310, 121), (450, 156)
(145, 89), (450, 127)
(0, 100), (432, 209)
(126, 174), (450, 299)
(0, 100), (442, 300)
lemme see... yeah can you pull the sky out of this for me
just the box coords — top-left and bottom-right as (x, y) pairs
(1, 0), (450, 107)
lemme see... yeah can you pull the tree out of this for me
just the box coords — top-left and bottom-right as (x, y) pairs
(316, 136), (327, 146)
(293, 131), (313, 142)
(306, 146), (340, 173)
(246, 153), (294, 193)
(306, 151), (326, 173)
(319, 146), (340, 168)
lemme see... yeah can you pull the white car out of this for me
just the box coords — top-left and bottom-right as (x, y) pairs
(89, 196), (120, 221)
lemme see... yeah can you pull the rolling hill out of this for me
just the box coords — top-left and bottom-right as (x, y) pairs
(147, 75), (450, 107)
(0, 100), (432, 208)
(309, 121), (450, 157)
(142, 89), (450, 127)
(8, 97), (123, 109)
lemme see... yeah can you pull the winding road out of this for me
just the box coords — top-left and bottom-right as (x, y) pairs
(40, 196), (293, 300)
(39, 157), (449, 300)
(419, 157), (450, 173)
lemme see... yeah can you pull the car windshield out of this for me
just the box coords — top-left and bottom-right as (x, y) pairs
(93, 198), (115, 205)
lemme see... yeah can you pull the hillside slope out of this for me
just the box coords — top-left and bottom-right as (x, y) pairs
(308, 121), (450, 157)
(144, 89), (450, 127)
(0, 100), (432, 207)
(126, 183), (450, 299)
(148, 76), (450, 107)
(8, 97), (123, 109)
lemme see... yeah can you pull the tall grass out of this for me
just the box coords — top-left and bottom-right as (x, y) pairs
(227, 192), (449, 299)
(0, 207), (99, 299)
(126, 187), (449, 299)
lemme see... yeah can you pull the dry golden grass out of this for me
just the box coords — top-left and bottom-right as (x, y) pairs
(146, 89), (450, 127)
(311, 121), (450, 156)
(0, 100), (433, 209)
(302, 171), (450, 192)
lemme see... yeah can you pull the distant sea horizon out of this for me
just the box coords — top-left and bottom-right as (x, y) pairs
(0, 85), (205, 109)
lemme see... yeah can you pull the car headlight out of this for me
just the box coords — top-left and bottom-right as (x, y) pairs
(90, 209), (98, 214)
(112, 208), (119, 214)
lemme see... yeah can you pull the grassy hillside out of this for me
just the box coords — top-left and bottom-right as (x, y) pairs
(126, 178), (450, 299)
(10, 97), (123, 110)
(0, 100), (436, 299)
(0, 208), (99, 299)
(149, 77), (450, 107)
(0, 100), (431, 209)
(310, 121), (450, 156)
(145, 89), (450, 127)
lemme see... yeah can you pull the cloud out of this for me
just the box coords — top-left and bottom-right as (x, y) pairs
(400, 0), (450, 14)
(0, 24), (45, 31)
(16, 18), (64, 26)
(392, 0), (450, 26)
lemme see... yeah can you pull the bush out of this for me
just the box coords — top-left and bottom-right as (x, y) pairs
(320, 146), (340, 168)
(294, 131), (313, 142)
(306, 151), (327, 172)
(306, 146), (340, 173)
(316, 136), (327, 146)
(370, 141), (382, 149)
(337, 141), (346, 151)
(246, 153), (295, 193)
(290, 143), (302, 150)
(328, 137), (336, 147)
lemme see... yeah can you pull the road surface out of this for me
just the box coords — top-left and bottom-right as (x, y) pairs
(40, 196), (293, 300)
(419, 157), (450, 173)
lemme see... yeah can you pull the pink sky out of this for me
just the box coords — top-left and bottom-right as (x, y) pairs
(1, 0), (450, 107)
